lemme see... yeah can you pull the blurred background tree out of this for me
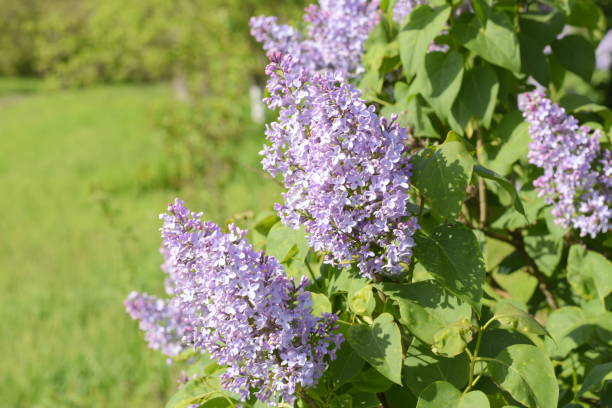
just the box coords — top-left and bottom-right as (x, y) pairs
(0, 0), (307, 191)
(0, 1), (306, 407)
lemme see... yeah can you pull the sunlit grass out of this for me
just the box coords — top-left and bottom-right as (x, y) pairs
(0, 78), (280, 407)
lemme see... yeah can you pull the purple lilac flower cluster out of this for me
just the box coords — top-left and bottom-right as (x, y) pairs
(519, 90), (611, 238)
(125, 292), (191, 357)
(128, 199), (342, 404)
(262, 53), (418, 279)
(250, 0), (380, 78)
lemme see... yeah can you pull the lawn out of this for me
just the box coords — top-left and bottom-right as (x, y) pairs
(0, 78), (281, 407)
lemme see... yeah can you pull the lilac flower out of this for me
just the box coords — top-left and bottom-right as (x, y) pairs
(125, 292), (191, 357)
(158, 199), (342, 404)
(596, 29), (612, 71)
(250, 0), (380, 78)
(262, 53), (418, 279)
(519, 90), (611, 238)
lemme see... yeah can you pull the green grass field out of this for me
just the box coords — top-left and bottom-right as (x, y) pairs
(0, 78), (281, 407)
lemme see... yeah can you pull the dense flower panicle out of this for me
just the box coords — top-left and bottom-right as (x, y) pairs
(262, 54), (419, 279)
(519, 90), (611, 238)
(249, 16), (309, 67)
(158, 199), (343, 404)
(125, 292), (190, 357)
(250, 0), (380, 78)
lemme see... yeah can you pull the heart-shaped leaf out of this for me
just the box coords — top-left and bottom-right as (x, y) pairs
(413, 224), (486, 312)
(486, 344), (558, 408)
(416, 381), (490, 408)
(347, 313), (403, 384)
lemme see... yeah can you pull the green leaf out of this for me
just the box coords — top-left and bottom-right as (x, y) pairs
(328, 266), (369, 297)
(519, 11), (566, 48)
(545, 306), (612, 358)
(198, 398), (234, 408)
(544, 306), (591, 357)
(568, 0), (605, 29)
(347, 390), (380, 408)
(326, 342), (365, 389)
(413, 224), (486, 312)
(404, 339), (469, 396)
(399, 5), (451, 78)
(416, 381), (490, 408)
(432, 319), (473, 357)
(486, 344), (558, 408)
(455, 64), (499, 128)
(518, 34), (550, 86)
(351, 366), (393, 393)
(349, 285), (376, 316)
(253, 212), (280, 237)
(493, 300), (548, 337)
(404, 94), (440, 138)
(486, 111), (530, 176)
(385, 384), (419, 407)
(347, 313), (403, 385)
(453, 13), (521, 72)
(359, 70), (384, 99)
(551, 35), (595, 82)
(380, 280), (472, 344)
(567, 245), (612, 304)
(362, 43), (387, 72)
(479, 328), (534, 359)
(421, 51), (465, 121)
(329, 394), (352, 408)
(517, 11), (565, 87)
(265, 223), (309, 264)
(578, 362), (612, 396)
(165, 377), (234, 408)
(474, 164), (525, 217)
(523, 228), (562, 277)
(412, 141), (474, 220)
(491, 190), (545, 230)
(310, 292), (332, 317)
(492, 269), (538, 304)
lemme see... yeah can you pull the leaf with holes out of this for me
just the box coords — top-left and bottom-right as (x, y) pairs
(347, 313), (403, 384)
(413, 224), (486, 312)
(487, 344), (558, 408)
(412, 141), (474, 221)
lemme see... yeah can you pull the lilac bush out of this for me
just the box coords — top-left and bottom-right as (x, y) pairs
(129, 199), (342, 404)
(126, 1), (612, 407)
(519, 90), (611, 238)
(250, 0), (380, 78)
(262, 53), (418, 279)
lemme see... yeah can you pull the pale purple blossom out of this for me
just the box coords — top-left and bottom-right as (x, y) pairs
(125, 292), (191, 357)
(262, 53), (418, 279)
(250, 0), (380, 78)
(519, 90), (611, 238)
(158, 199), (342, 404)
(596, 29), (612, 71)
